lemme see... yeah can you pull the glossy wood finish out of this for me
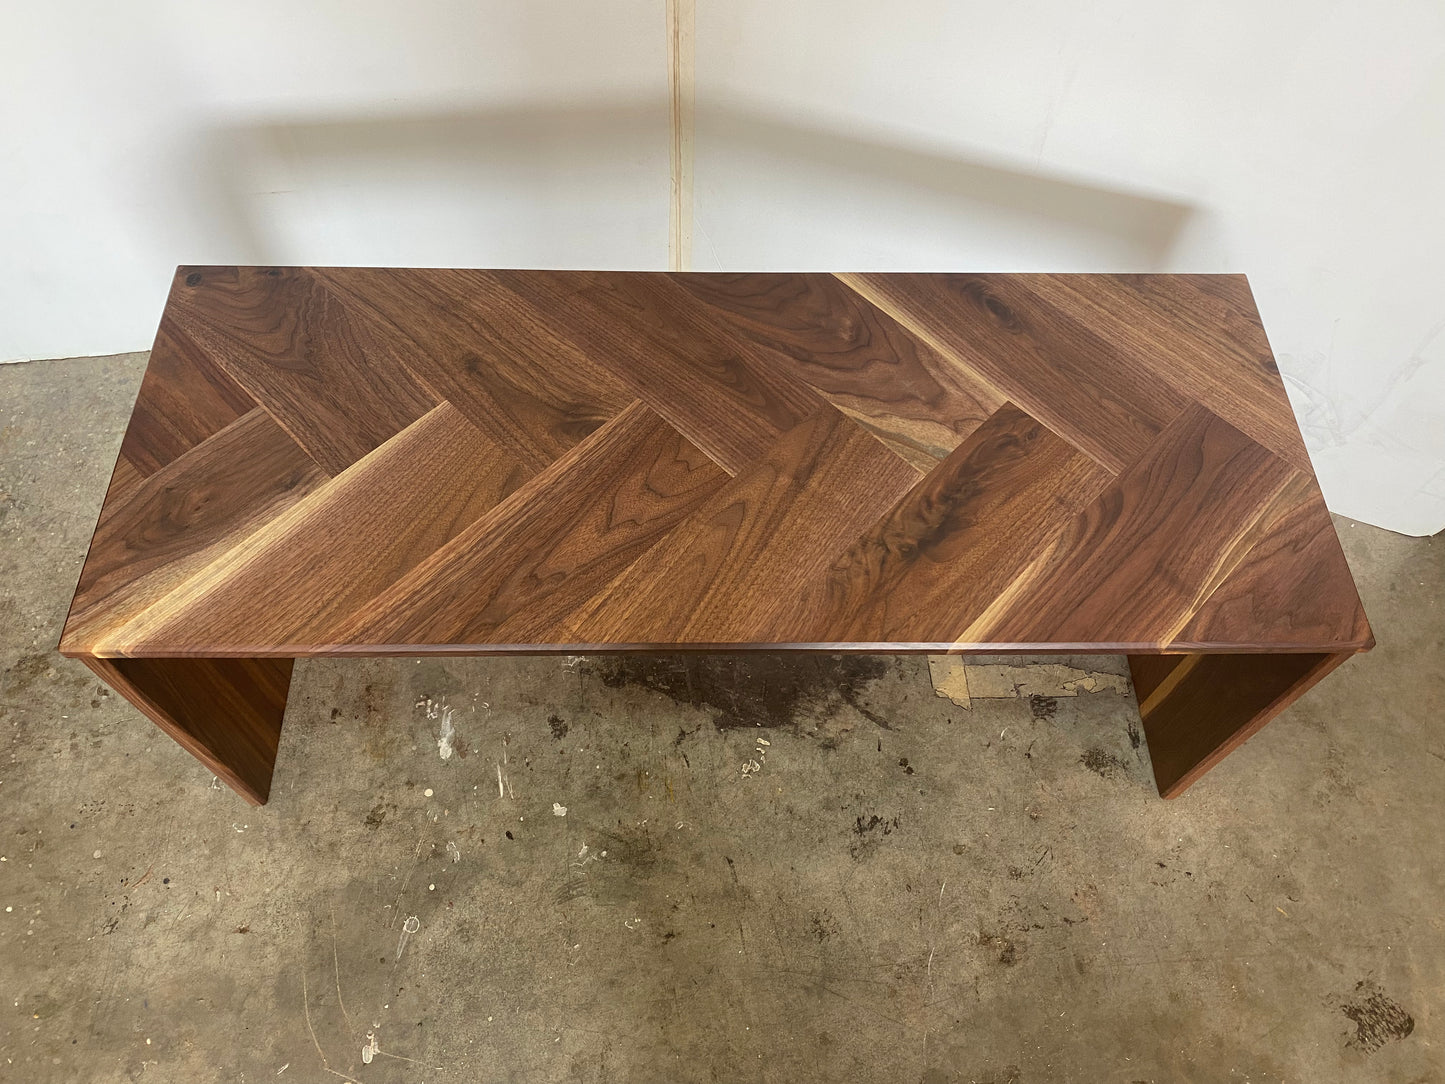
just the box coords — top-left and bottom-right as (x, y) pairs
(1128, 652), (1349, 796)
(76, 655), (292, 805)
(59, 268), (1372, 802)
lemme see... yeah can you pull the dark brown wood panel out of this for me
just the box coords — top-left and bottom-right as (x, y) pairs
(60, 408), (326, 654)
(1131, 651), (1351, 796)
(316, 267), (636, 472)
(843, 273), (1191, 472)
(338, 402), (729, 646)
(493, 270), (826, 475)
(117, 314), (256, 475)
(665, 272), (1006, 469)
(94, 454), (146, 519)
(560, 407), (923, 644)
(167, 267), (439, 475)
(1024, 274), (1312, 470)
(64, 269), (1371, 658)
(1127, 653), (1194, 709)
(77, 654), (293, 805)
(97, 404), (530, 655)
(788, 403), (1113, 641)
(962, 405), (1299, 647)
(1177, 478), (1373, 649)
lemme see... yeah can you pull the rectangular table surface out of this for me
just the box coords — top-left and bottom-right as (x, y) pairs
(60, 268), (1370, 659)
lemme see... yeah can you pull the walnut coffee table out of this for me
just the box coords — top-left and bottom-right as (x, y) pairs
(59, 268), (1372, 805)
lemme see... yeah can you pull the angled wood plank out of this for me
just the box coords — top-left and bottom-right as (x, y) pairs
(316, 267), (636, 472)
(92, 453), (147, 519)
(117, 313), (257, 475)
(959, 404), (1299, 648)
(90, 403), (529, 656)
(1024, 274), (1312, 471)
(336, 401), (729, 647)
(60, 408), (327, 654)
(1176, 477), (1373, 650)
(167, 266), (439, 475)
(842, 273), (1190, 473)
(560, 407), (922, 644)
(665, 272), (1006, 470)
(494, 270), (826, 474)
(1130, 651), (1351, 796)
(78, 655), (292, 805)
(786, 404), (1113, 643)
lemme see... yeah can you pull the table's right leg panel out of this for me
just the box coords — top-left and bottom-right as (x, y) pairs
(76, 655), (293, 806)
(1128, 651), (1351, 798)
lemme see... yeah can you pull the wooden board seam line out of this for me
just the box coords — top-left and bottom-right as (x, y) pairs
(951, 543), (1058, 647)
(833, 272), (1016, 444)
(1151, 466), (1303, 647)
(54, 404), (256, 655)
(58, 408), (329, 655)
(1137, 654), (1203, 716)
(87, 401), (465, 656)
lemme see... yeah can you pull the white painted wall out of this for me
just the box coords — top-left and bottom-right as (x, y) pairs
(3, 1), (1443, 534)
(0, 1), (671, 360)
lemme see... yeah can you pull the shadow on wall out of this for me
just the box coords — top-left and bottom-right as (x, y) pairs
(696, 107), (1194, 270)
(191, 98), (1194, 271)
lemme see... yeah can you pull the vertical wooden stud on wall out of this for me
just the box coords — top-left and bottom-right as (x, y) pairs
(667, 0), (695, 271)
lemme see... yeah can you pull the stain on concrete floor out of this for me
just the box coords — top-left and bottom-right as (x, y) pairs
(1, 355), (1442, 1083)
(1339, 979), (1416, 1053)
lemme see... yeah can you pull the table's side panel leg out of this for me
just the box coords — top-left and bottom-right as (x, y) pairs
(76, 655), (293, 806)
(1127, 651), (1351, 798)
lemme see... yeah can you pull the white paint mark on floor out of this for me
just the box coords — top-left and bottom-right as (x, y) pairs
(395, 915), (420, 961)
(437, 704), (456, 760)
(552, 802), (568, 817)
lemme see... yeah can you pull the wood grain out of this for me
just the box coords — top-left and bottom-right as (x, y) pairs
(117, 314), (257, 475)
(666, 272), (1006, 469)
(959, 405), (1304, 647)
(93, 404), (530, 655)
(78, 654), (292, 805)
(1176, 479), (1372, 649)
(60, 267), (1373, 801)
(316, 267), (636, 472)
(1130, 651), (1351, 796)
(60, 408), (326, 654)
(560, 407), (924, 644)
(1023, 274), (1312, 470)
(842, 273), (1190, 473)
(167, 267), (438, 475)
(65, 270), (1371, 655)
(339, 401), (728, 647)
(494, 270), (826, 475)
(790, 403), (1113, 642)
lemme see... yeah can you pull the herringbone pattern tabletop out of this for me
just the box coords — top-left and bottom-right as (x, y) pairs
(60, 268), (1370, 658)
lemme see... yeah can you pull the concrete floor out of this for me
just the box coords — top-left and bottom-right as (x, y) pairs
(1, 353), (1441, 1084)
